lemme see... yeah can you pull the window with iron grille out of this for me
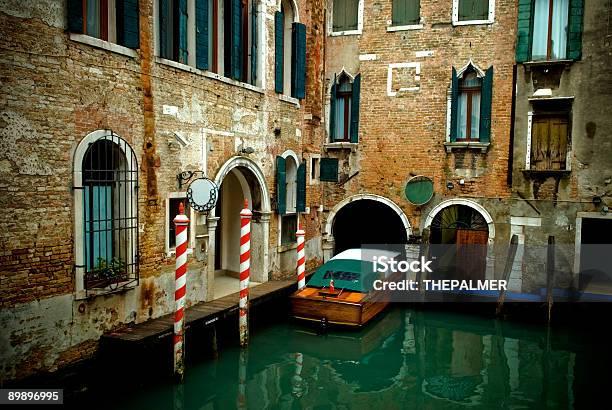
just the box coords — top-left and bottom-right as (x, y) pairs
(80, 133), (139, 294)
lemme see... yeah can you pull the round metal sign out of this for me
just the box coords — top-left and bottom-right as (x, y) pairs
(186, 178), (218, 212)
(404, 175), (434, 206)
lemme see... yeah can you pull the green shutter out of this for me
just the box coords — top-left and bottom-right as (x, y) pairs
(296, 163), (306, 212)
(160, 0), (169, 59)
(68, 0), (83, 33)
(275, 11), (284, 93)
(450, 67), (458, 142)
(332, 0), (344, 31)
(567, 0), (584, 61)
(117, 0), (140, 49)
(393, 0), (420, 25)
(196, 0), (209, 70)
(515, 0), (533, 63)
(329, 76), (337, 142)
(291, 22), (306, 99)
(320, 158), (339, 182)
(479, 66), (493, 143)
(350, 73), (361, 143)
(179, 0), (188, 63)
(251, 0), (257, 84)
(276, 156), (286, 215)
(231, 0), (242, 80)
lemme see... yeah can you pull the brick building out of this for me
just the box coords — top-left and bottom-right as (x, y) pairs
(0, 0), (325, 381)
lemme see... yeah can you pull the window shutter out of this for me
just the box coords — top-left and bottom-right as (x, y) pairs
(274, 11), (284, 93)
(479, 66), (493, 143)
(276, 156), (286, 215)
(251, 0), (257, 84)
(67, 0), (84, 33)
(567, 0), (584, 61)
(320, 158), (339, 182)
(296, 163), (306, 212)
(393, 0), (420, 25)
(329, 77), (337, 142)
(515, 0), (533, 63)
(450, 67), (458, 142)
(196, 0), (209, 70)
(179, 0), (188, 63)
(291, 22), (306, 99)
(117, 0), (140, 49)
(160, 0), (169, 58)
(231, 0), (242, 80)
(350, 73), (361, 143)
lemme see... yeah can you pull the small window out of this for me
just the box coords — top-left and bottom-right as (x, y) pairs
(281, 214), (298, 245)
(310, 157), (320, 184)
(333, 0), (359, 32)
(531, 0), (569, 61)
(456, 71), (482, 141)
(334, 76), (353, 141)
(457, 0), (490, 21)
(168, 197), (191, 250)
(529, 105), (570, 171)
(392, 0), (420, 26)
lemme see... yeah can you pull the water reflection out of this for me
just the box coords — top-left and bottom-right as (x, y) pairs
(111, 307), (603, 409)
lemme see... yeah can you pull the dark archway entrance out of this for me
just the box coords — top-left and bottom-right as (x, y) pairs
(429, 205), (489, 280)
(332, 199), (408, 255)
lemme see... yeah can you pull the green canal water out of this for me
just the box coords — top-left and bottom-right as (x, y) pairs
(76, 306), (608, 409)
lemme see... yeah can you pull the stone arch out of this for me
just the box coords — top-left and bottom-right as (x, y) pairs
(277, 0), (300, 22)
(423, 198), (495, 243)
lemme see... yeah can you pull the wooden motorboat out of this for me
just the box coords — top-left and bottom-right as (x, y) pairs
(290, 249), (400, 327)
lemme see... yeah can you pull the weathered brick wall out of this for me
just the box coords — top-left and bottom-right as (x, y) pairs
(0, 0), (325, 381)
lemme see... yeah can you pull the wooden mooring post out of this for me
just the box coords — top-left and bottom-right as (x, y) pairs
(496, 234), (519, 316)
(546, 236), (555, 324)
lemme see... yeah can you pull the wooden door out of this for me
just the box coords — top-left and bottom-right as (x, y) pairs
(456, 229), (488, 280)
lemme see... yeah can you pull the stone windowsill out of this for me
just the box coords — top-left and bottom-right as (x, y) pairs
(279, 94), (300, 108)
(155, 57), (265, 95)
(522, 59), (574, 69)
(75, 281), (137, 300)
(69, 33), (139, 58)
(323, 142), (358, 152)
(278, 242), (299, 253)
(521, 169), (571, 177)
(452, 18), (494, 26)
(330, 29), (362, 37)
(444, 141), (490, 153)
(387, 23), (424, 32)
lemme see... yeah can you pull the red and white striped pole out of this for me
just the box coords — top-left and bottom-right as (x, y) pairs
(292, 352), (304, 398)
(173, 202), (189, 382)
(296, 223), (306, 290)
(239, 199), (252, 347)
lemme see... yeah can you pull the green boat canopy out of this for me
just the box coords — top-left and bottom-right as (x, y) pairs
(306, 259), (378, 293)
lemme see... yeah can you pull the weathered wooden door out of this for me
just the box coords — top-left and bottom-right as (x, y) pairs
(456, 229), (488, 280)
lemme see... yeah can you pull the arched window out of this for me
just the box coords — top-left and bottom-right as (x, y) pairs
(329, 70), (361, 143)
(274, 1), (306, 99)
(276, 151), (306, 245)
(74, 131), (139, 297)
(456, 69), (482, 141)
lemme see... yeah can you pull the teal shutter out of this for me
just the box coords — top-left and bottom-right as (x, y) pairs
(275, 11), (284, 93)
(251, 0), (257, 84)
(117, 0), (140, 49)
(296, 163), (306, 212)
(68, 0), (84, 33)
(179, 0), (188, 63)
(291, 22), (307, 99)
(567, 0), (584, 61)
(329, 76), (337, 142)
(231, 0), (242, 80)
(515, 0), (533, 63)
(320, 158), (339, 182)
(393, 0), (420, 25)
(160, 0), (169, 58)
(350, 73), (361, 143)
(450, 67), (458, 142)
(276, 156), (286, 215)
(196, 0), (209, 70)
(479, 66), (493, 143)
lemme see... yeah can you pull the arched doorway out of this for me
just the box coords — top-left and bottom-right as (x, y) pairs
(325, 195), (410, 257)
(211, 157), (271, 299)
(425, 202), (492, 281)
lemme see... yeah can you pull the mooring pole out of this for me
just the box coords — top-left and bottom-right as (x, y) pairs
(173, 202), (190, 382)
(292, 352), (304, 398)
(546, 236), (555, 324)
(296, 223), (306, 290)
(496, 234), (519, 317)
(237, 348), (248, 409)
(239, 199), (252, 347)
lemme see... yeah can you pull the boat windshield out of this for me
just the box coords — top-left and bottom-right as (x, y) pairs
(306, 259), (377, 292)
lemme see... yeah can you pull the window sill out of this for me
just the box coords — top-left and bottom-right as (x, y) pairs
(155, 57), (265, 94)
(452, 19), (494, 26)
(324, 142), (358, 152)
(278, 242), (299, 253)
(387, 24), (423, 32)
(444, 141), (490, 153)
(69, 33), (138, 58)
(330, 29), (362, 37)
(75, 280), (137, 300)
(279, 94), (300, 108)
(522, 59), (574, 68)
(521, 169), (571, 177)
